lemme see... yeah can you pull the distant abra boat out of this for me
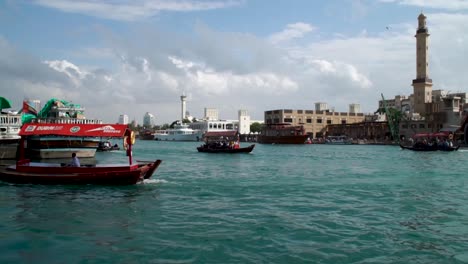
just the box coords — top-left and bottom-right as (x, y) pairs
(257, 123), (309, 144)
(400, 132), (459, 151)
(154, 123), (202, 142)
(139, 129), (155, 140)
(197, 130), (255, 153)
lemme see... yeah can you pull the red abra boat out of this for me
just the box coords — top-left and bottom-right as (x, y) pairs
(0, 123), (162, 185)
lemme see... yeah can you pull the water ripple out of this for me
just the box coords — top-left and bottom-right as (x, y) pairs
(1, 142), (467, 263)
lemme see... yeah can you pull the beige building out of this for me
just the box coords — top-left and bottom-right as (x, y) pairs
(204, 108), (219, 120)
(264, 105), (365, 138)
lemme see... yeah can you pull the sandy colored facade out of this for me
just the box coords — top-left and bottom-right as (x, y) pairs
(264, 109), (365, 138)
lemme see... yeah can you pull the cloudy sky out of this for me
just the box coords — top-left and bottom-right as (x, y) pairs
(1, 0), (468, 124)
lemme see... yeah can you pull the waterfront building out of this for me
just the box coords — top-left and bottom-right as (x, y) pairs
(118, 114), (129, 125)
(315, 102), (328, 111)
(349, 104), (361, 114)
(264, 105), (365, 138)
(327, 122), (390, 143)
(143, 112), (155, 128)
(238, 109), (250, 134)
(190, 119), (237, 133)
(204, 108), (219, 121)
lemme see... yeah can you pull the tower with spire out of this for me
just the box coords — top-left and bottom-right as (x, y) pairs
(412, 12), (433, 115)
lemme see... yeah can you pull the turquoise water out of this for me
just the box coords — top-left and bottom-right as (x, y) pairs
(1, 141), (468, 263)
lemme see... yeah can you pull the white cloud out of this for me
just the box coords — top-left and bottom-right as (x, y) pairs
(33, 0), (244, 21)
(3, 8), (468, 124)
(269, 23), (316, 44)
(44, 60), (90, 85)
(380, 0), (468, 10)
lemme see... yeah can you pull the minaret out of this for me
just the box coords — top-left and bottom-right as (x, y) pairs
(180, 94), (187, 122)
(412, 13), (433, 115)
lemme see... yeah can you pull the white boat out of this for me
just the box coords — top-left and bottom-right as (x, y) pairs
(0, 111), (22, 159)
(325, 135), (353, 145)
(154, 124), (202, 141)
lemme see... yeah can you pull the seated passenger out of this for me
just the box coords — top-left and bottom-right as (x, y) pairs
(69, 152), (80, 167)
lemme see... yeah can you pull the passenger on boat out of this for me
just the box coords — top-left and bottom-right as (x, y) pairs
(70, 152), (80, 167)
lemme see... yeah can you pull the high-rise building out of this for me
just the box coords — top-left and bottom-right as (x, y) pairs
(118, 114), (129, 125)
(143, 112), (155, 127)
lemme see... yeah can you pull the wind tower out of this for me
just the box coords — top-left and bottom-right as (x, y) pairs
(412, 12), (433, 115)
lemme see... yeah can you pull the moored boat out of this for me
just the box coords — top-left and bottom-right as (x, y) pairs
(97, 140), (120, 152)
(324, 135), (353, 145)
(154, 123), (202, 141)
(24, 99), (102, 159)
(0, 123), (162, 185)
(139, 129), (155, 140)
(197, 131), (255, 153)
(257, 123), (309, 144)
(0, 97), (22, 159)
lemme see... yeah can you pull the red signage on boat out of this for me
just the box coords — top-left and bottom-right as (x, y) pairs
(20, 123), (129, 137)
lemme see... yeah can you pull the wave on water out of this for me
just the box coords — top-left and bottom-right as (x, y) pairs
(142, 179), (167, 184)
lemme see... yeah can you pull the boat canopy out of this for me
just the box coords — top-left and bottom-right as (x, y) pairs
(204, 131), (238, 138)
(203, 130), (239, 142)
(412, 132), (451, 138)
(19, 123), (130, 138)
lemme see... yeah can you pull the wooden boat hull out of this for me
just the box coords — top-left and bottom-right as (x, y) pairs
(400, 144), (460, 152)
(197, 144), (255, 153)
(0, 160), (162, 185)
(257, 135), (309, 144)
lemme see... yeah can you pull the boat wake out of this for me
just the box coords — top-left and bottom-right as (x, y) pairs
(142, 178), (167, 184)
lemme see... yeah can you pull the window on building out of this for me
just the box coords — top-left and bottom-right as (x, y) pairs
(306, 118), (312, 123)
(402, 124), (408, 129)
(317, 119), (322, 124)
(284, 118), (293, 123)
(327, 120), (332, 124)
(297, 110), (303, 114)
(341, 120), (346, 124)
(419, 124), (425, 129)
